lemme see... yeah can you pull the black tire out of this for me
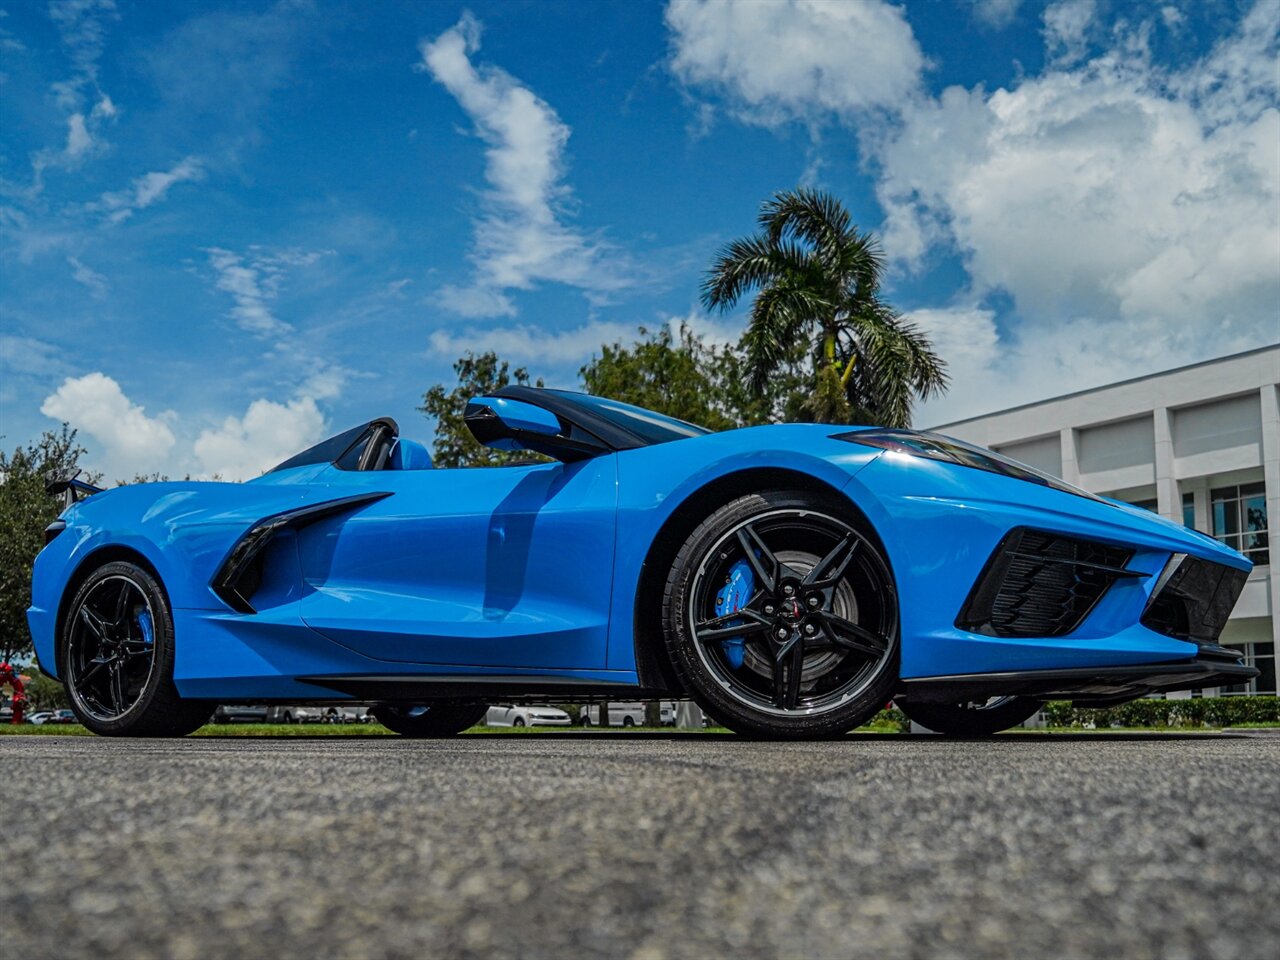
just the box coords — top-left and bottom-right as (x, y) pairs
(282, 712), (294, 724)
(663, 490), (899, 740)
(897, 697), (1042, 736)
(60, 560), (212, 737)
(371, 703), (487, 738)
(622, 716), (635, 728)
(512, 716), (526, 727)
(579, 715), (592, 727)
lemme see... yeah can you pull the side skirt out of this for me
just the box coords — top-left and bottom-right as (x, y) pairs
(898, 655), (1258, 705)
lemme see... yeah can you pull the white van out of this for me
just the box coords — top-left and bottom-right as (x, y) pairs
(578, 701), (677, 727)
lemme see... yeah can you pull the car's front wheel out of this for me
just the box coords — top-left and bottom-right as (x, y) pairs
(897, 697), (1042, 736)
(371, 703), (487, 737)
(61, 560), (212, 737)
(663, 490), (899, 739)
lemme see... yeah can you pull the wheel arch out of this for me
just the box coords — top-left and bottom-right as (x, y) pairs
(631, 466), (890, 691)
(54, 544), (170, 676)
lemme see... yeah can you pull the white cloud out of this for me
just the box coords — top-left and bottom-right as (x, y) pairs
(40, 372), (176, 477)
(1042, 0), (1096, 66)
(204, 246), (328, 337)
(32, 0), (119, 179)
(193, 395), (327, 481)
(419, 14), (631, 318)
(94, 156), (204, 223)
(973, 0), (1022, 30)
(66, 256), (107, 297)
(64, 113), (92, 157)
(912, 307), (1268, 427)
(877, 2), (1279, 346)
(428, 320), (641, 366)
(665, 0), (925, 127)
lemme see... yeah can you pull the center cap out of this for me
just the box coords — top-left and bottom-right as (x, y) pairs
(782, 598), (803, 620)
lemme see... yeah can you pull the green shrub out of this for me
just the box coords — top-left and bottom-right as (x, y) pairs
(1040, 695), (1279, 728)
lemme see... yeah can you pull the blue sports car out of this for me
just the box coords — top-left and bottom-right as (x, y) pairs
(29, 387), (1255, 739)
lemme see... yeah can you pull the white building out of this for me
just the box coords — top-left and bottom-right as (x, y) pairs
(930, 344), (1279, 696)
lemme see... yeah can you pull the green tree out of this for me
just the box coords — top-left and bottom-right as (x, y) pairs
(581, 323), (808, 429)
(419, 352), (545, 467)
(702, 188), (947, 426)
(0, 426), (90, 663)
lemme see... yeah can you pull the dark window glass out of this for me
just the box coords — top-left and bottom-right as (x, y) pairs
(1211, 483), (1269, 564)
(1182, 491), (1196, 529)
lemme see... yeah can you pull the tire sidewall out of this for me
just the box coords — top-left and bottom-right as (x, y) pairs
(663, 490), (900, 739)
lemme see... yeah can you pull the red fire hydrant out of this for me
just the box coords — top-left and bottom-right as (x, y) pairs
(0, 663), (26, 725)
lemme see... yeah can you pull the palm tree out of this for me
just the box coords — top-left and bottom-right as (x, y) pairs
(702, 188), (947, 426)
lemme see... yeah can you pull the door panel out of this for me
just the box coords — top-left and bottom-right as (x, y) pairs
(296, 458), (618, 668)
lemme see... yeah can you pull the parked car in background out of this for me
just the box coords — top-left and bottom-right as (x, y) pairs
(214, 704), (268, 723)
(486, 704), (571, 727)
(47, 709), (77, 724)
(26, 711), (53, 725)
(318, 706), (375, 723)
(265, 705), (323, 723)
(578, 702), (678, 727)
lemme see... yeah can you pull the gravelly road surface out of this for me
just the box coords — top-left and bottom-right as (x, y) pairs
(2, 732), (1277, 960)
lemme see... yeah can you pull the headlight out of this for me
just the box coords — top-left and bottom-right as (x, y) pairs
(834, 429), (1104, 503)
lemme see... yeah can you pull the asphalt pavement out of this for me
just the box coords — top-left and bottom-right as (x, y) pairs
(3, 732), (1278, 959)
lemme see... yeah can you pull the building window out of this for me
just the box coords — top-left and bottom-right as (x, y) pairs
(1221, 643), (1277, 696)
(1130, 498), (1158, 512)
(1211, 482), (1269, 565)
(1182, 491), (1196, 529)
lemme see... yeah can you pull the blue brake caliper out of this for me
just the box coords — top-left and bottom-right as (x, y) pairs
(136, 609), (154, 647)
(713, 559), (755, 669)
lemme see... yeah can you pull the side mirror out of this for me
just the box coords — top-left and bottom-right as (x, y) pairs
(463, 395), (606, 463)
(466, 397), (561, 439)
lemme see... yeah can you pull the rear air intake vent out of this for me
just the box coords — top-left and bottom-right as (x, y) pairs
(957, 528), (1139, 639)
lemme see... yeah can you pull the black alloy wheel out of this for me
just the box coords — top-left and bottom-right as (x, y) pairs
(371, 702), (488, 737)
(62, 561), (211, 736)
(897, 696), (1042, 736)
(664, 491), (899, 739)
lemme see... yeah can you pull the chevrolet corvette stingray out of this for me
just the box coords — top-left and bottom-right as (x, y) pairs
(29, 386), (1255, 738)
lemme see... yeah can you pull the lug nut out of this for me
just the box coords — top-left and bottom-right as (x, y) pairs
(807, 595), (820, 607)
(783, 584), (795, 597)
(803, 623), (817, 636)
(775, 627), (788, 640)
(764, 604), (776, 615)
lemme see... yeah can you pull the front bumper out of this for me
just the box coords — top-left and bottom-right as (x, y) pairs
(899, 648), (1259, 706)
(845, 453), (1252, 679)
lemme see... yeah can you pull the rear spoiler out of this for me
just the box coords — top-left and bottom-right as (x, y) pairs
(45, 472), (103, 509)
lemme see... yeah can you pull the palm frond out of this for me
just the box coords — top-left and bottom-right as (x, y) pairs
(741, 283), (822, 390)
(701, 235), (815, 312)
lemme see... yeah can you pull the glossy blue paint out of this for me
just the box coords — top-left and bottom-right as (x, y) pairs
(469, 396), (562, 436)
(27, 396), (1251, 701)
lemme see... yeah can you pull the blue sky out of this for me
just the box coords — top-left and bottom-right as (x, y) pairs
(2, 0), (1277, 480)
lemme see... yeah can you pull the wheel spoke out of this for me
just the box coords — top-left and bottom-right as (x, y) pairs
(736, 524), (779, 595)
(803, 533), (858, 589)
(695, 619), (772, 644)
(78, 655), (114, 685)
(79, 605), (110, 642)
(770, 634), (805, 710)
(820, 614), (888, 659)
(109, 661), (127, 714)
(114, 580), (133, 626)
(785, 641), (804, 709)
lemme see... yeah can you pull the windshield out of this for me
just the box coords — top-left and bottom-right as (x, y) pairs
(543, 390), (712, 445)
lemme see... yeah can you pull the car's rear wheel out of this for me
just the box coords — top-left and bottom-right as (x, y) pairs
(371, 703), (487, 737)
(897, 697), (1042, 736)
(61, 561), (212, 737)
(664, 490), (899, 739)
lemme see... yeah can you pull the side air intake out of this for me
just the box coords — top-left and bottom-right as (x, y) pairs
(211, 492), (391, 613)
(956, 527), (1141, 639)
